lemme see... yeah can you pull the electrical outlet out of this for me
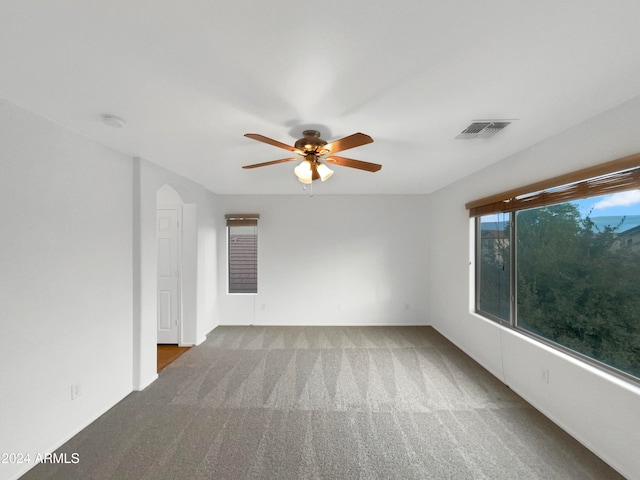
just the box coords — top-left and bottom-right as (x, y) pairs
(541, 368), (550, 384)
(71, 384), (81, 400)
(260, 303), (266, 311)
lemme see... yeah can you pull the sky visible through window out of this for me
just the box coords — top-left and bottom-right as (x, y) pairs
(573, 190), (640, 231)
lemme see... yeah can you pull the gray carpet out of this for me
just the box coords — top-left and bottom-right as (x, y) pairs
(22, 326), (624, 479)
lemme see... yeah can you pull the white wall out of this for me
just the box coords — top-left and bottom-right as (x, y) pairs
(218, 194), (430, 326)
(0, 100), (222, 479)
(428, 94), (640, 480)
(0, 100), (133, 480)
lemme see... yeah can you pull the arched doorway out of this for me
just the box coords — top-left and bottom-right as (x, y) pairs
(155, 184), (198, 370)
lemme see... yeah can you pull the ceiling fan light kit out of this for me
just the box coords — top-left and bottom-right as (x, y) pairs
(294, 160), (313, 184)
(315, 162), (334, 182)
(243, 129), (381, 187)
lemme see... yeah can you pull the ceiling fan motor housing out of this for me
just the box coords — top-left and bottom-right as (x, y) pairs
(294, 130), (327, 153)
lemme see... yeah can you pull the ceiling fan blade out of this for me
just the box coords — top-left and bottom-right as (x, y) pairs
(324, 133), (373, 154)
(325, 156), (382, 172)
(242, 157), (299, 169)
(244, 133), (303, 154)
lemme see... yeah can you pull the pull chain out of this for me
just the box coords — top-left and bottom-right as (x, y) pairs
(302, 181), (314, 197)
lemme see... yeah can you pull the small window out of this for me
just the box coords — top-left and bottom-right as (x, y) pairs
(226, 214), (259, 294)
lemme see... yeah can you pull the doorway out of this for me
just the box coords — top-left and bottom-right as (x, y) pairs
(156, 183), (195, 359)
(129, 181), (199, 389)
(157, 205), (182, 344)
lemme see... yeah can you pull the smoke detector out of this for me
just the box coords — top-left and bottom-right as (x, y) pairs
(456, 121), (511, 139)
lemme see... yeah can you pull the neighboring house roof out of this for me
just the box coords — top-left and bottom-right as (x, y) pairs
(618, 224), (640, 237)
(481, 229), (508, 240)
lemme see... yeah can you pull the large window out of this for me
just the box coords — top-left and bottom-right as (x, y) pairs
(471, 155), (640, 381)
(226, 214), (259, 294)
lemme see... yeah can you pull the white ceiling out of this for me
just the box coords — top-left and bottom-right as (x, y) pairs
(2, 1), (640, 195)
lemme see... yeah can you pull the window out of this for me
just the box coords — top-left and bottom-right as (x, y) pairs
(226, 214), (259, 294)
(477, 212), (511, 323)
(469, 154), (640, 382)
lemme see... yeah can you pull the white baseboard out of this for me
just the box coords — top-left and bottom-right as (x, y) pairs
(133, 373), (158, 392)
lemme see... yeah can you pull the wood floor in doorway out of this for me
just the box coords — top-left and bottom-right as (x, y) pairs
(157, 345), (191, 373)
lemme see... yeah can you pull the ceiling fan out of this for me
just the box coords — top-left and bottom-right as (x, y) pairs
(242, 130), (382, 184)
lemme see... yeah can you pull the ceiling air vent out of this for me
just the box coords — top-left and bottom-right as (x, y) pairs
(456, 121), (511, 139)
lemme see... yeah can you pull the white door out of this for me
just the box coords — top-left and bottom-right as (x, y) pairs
(157, 207), (181, 344)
